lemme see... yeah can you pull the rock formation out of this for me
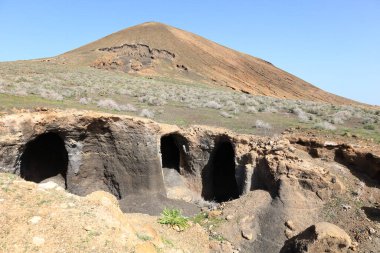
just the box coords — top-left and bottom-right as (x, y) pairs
(280, 222), (352, 253)
(1, 109), (380, 252)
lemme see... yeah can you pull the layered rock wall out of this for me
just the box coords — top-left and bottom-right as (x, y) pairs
(0, 111), (165, 198)
(0, 110), (259, 201)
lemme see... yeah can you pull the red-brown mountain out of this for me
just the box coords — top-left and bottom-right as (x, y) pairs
(59, 22), (358, 105)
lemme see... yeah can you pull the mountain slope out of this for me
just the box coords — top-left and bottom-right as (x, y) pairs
(58, 22), (358, 105)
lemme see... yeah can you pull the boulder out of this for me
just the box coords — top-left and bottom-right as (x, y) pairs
(280, 222), (351, 253)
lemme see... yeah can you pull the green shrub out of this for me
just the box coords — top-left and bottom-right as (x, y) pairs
(136, 233), (152, 241)
(158, 208), (189, 230)
(191, 212), (208, 225)
(363, 124), (375, 130)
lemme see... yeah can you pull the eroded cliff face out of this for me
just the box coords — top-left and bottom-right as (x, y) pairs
(0, 109), (372, 202)
(0, 110), (268, 202)
(0, 111), (165, 198)
(1, 109), (380, 252)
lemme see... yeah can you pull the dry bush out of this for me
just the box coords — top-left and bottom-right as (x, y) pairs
(220, 111), (233, 118)
(138, 95), (167, 106)
(224, 100), (240, 114)
(120, 103), (137, 112)
(330, 110), (352, 124)
(255, 119), (272, 130)
(245, 106), (257, 114)
(292, 107), (310, 122)
(314, 121), (336, 130)
(97, 99), (121, 111)
(39, 89), (64, 101)
(1, 61), (379, 129)
(139, 108), (155, 118)
(204, 100), (222, 110)
(79, 97), (91, 104)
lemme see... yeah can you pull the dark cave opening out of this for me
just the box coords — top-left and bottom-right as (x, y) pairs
(204, 141), (239, 202)
(20, 132), (68, 184)
(160, 134), (181, 173)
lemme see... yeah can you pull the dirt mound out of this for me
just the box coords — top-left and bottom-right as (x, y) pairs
(58, 22), (361, 106)
(0, 173), (209, 252)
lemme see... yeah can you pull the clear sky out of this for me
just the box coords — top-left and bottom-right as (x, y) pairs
(0, 0), (379, 105)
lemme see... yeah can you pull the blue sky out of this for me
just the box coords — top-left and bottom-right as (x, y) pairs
(0, 1), (379, 105)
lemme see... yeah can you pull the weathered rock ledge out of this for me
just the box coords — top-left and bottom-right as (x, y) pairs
(2, 109), (379, 252)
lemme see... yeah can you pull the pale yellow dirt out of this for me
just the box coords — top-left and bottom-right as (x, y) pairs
(0, 173), (209, 253)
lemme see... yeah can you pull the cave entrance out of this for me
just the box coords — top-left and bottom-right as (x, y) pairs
(20, 132), (68, 184)
(206, 141), (239, 202)
(160, 134), (188, 173)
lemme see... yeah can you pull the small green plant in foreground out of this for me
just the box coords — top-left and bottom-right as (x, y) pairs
(191, 211), (208, 225)
(190, 211), (225, 233)
(210, 233), (226, 242)
(158, 208), (189, 230)
(136, 233), (153, 241)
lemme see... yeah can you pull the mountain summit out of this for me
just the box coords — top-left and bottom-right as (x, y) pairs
(59, 22), (356, 105)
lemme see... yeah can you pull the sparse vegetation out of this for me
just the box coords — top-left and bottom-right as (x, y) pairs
(136, 233), (153, 241)
(255, 119), (272, 130)
(220, 111), (233, 118)
(97, 99), (122, 111)
(314, 121), (337, 131)
(0, 61), (379, 139)
(191, 211), (208, 225)
(204, 100), (222, 110)
(139, 108), (155, 118)
(363, 124), (375, 130)
(191, 211), (225, 228)
(161, 237), (174, 247)
(190, 211), (226, 242)
(79, 97), (91, 104)
(210, 233), (226, 242)
(158, 208), (189, 230)
(291, 107), (310, 122)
